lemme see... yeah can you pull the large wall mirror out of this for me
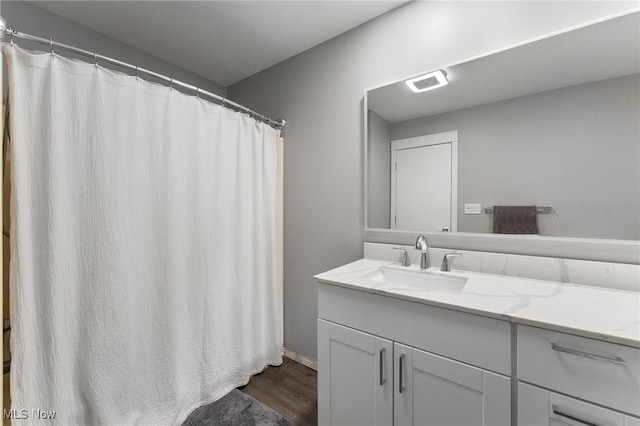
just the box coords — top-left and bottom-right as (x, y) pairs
(365, 11), (639, 257)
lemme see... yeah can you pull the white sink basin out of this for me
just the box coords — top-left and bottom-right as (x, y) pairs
(364, 266), (468, 294)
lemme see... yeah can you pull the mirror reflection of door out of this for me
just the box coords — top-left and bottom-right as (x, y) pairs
(391, 131), (458, 232)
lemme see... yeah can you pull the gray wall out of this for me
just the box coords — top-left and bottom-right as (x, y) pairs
(367, 110), (390, 229)
(228, 2), (637, 361)
(386, 74), (640, 240)
(1, 1), (226, 97)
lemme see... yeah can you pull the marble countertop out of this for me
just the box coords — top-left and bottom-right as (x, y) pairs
(315, 259), (640, 348)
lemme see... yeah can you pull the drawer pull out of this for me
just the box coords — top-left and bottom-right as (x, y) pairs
(552, 407), (601, 426)
(399, 354), (405, 394)
(379, 348), (386, 386)
(551, 343), (625, 366)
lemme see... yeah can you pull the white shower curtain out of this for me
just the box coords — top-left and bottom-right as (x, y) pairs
(5, 45), (283, 425)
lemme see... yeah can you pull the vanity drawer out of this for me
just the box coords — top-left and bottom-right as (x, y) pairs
(518, 325), (640, 416)
(518, 382), (628, 426)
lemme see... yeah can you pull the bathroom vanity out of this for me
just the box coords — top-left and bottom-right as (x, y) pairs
(315, 258), (640, 426)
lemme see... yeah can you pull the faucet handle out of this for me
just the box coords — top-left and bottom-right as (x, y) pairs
(441, 252), (462, 272)
(393, 247), (411, 267)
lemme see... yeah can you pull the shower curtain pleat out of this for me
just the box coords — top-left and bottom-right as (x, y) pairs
(4, 45), (283, 425)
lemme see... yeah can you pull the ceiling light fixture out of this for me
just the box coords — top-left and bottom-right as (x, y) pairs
(405, 70), (448, 93)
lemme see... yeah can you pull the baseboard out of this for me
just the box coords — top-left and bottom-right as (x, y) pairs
(283, 348), (317, 371)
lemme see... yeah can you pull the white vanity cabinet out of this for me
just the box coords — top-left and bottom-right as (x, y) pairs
(316, 259), (640, 426)
(517, 325), (640, 425)
(317, 320), (393, 426)
(317, 282), (512, 426)
(518, 382), (632, 426)
(394, 343), (510, 426)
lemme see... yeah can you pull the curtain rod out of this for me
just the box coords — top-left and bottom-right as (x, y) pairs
(0, 18), (285, 130)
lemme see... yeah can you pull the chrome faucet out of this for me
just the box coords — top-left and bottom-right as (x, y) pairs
(441, 252), (462, 272)
(414, 235), (430, 270)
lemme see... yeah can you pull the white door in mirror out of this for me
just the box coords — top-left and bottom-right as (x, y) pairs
(392, 134), (456, 232)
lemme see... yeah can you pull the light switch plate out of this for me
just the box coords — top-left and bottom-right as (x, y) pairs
(464, 203), (482, 214)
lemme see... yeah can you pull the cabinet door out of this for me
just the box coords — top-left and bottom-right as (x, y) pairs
(317, 319), (393, 426)
(518, 382), (625, 426)
(394, 343), (510, 426)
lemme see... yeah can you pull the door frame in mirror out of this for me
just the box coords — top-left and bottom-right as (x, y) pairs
(390, 131), (458, 232)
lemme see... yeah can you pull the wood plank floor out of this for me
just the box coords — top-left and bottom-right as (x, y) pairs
(3, 358), (317, 425)
(239, 357), (317, 426)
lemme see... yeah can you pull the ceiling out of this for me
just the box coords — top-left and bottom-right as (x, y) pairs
(368, 11), (640, 123)
(30, 0), (405, 87)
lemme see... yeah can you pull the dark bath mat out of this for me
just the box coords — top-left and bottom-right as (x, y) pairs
(182, 389), (293, 426)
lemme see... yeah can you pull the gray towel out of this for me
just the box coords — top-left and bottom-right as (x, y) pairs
(492, 206), (538, 234)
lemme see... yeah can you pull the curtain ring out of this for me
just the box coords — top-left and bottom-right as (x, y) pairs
(50, 37), (54, 55)
(94, 52), (98, 67)
(169, 76), (173, 89)
(135, 65), (139, 82)
(221, 98), (226, 108)
(195, 87), (200, 98)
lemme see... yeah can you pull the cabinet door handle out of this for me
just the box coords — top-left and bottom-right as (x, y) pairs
(552, 407), (601, 426)
(398, 353), (405, 394)
(551, 343), (625, 366)
(379, 348), (386, 386)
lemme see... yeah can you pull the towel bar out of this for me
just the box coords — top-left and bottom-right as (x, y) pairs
(484, 206), (552, 214)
